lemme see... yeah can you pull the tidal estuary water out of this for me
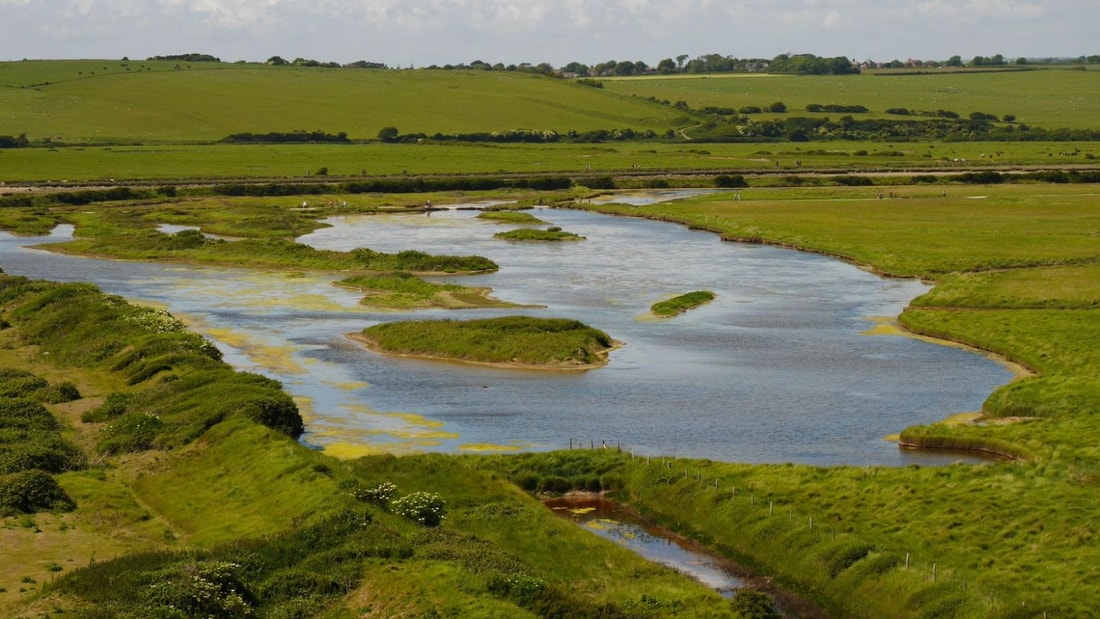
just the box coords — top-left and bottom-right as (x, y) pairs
(0, 200), (1014, 466)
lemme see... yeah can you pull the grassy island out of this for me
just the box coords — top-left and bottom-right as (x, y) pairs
(352, 316), (618, 369)
(44, 230), (499, 275)
(476, 210), (547, 225)
(335, 272), (530, 310)
(493, 227), (585, 242)
(650, 291), (716, 317)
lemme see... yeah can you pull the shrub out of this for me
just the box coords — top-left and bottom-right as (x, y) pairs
(714, 174), (748, 188)
(0, 469), (76, 514)
(0, 397), (59, 431)
(486, 572), (546, 607)
(391, 491), (446, 527)
(101, 412), (165, 454)
(0, 431), (85, 473)
(825, 541), (876, 577)
(834, 175), (874, 186)
(0, 372), (48, 398)
(145, 560), (256, 618)
(39, 381), (81, 403)
(82, 391), (134, 423)
(731, 588), (781, 619)
(578, 175), (615, 190)
(354, 481), (397, 506)
(240, 396), (304, 438)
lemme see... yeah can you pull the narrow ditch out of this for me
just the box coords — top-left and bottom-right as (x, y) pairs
(543, 494), (830, 618)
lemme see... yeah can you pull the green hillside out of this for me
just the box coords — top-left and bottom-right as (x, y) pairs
(602, 68), (1100, 129)
(0, 60), (681, 143)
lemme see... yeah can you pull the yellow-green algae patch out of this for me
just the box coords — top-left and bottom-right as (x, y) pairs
(459, 443), (529, 453)
(859, 316), (904, 336)
(203, 327), (309, 375)
(302, 404), (462, 458)
(381, 411), (448, 429)
(325, 379), (371, 391)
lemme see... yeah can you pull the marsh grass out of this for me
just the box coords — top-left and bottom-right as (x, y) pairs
(650, 290), (716, 317)
(38, 227), (498, 274)
(493, 227), (585, 242)
(583, 184), (1100, 277)
(358, 316), (615, 368)
(335, 272), (522, 309)
(476, 210), (547, 225)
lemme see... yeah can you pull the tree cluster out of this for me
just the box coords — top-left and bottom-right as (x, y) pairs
(265, 56), (388, 69)
(0, 134), (29, 148)
(691, 114), (1100, 143)
(147, 53), (220, 62)
(767, 54), (859, 75)
(222, 130), (350, 144)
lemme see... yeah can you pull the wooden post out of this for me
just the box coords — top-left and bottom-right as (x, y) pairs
(905, 553), (909, 569)
(809, 516), (813, 531)
(569, 438), (573, 449)
(769, 501), (773, 516)
(932, 563), (936, 583)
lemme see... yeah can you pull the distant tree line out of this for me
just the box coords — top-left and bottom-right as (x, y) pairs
(689, 114), (1100, 143)
(0, 134), (29, 148)
(222, 130), (350, 144)
(147, 53), (221, 62)
(145, 50), (1100, 77)
(376, 127), (660, 145)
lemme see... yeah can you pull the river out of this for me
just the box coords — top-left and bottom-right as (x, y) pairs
(0, 197), (1014, 466)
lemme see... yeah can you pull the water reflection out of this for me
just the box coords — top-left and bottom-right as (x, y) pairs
(545, 496), (744, 598)
(0, 203), (1014, 466)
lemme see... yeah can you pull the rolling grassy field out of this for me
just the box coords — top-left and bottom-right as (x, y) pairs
(0, 60), (1096, 186)
(0, 60), (679, 144)
(1, 139), (1094, 183)
(602, 68), (1100, 129)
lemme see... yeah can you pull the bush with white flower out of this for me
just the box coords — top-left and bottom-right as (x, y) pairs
(390, 491), (446, 527)
(354, 481), (397, 506)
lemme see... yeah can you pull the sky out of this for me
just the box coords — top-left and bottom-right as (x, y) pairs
(1, 0), (1097, 68)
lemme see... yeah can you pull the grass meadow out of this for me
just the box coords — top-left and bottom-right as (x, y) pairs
(2, 140), (1095, 183)
(0, 60), (678, 143)
(603, 68), (1100, 129)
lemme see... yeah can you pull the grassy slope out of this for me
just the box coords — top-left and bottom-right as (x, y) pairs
(0, 61), (679, 143)
(602, 68), (1100, 129)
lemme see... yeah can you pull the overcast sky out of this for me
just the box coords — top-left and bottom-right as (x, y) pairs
(1, 0), (1096, 67)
